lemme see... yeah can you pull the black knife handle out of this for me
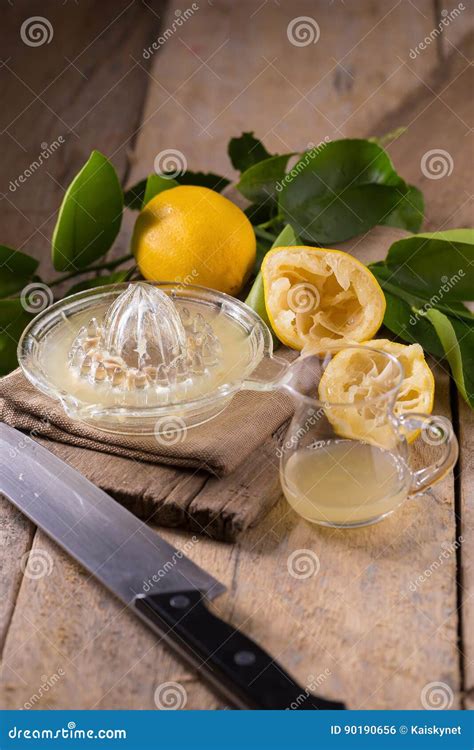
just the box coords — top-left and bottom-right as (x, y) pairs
(134, 590), (345, 710)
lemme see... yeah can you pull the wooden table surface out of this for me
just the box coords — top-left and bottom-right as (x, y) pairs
(0, 0), (473, 710)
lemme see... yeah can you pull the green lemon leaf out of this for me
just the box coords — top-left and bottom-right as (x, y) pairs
(228, 132), (271, 172)
(236, 154), (293, 205)
(124, 175), (178, 209)
(245, 272), (268, 328)
(0, 246), (39, 297)
(245, 224), (300, 343)
(380, 290), (445, 358)
(385, 234), (474, 300)
(124, 172), (230, 211)
(270, 224), (300, 249)
(172, 171), (230, 192)
(368, 126), (407, 148)
(382, 183), (424, 233)
(279, 139), (423, 244)
(143, 174), (179, 206)
(67, 270), (130, 296)
(426, 309), (474, 408)
(244, 203), (275, 226)
(370, 264), (474, 322)
(52, 151), (123, 272)
(0, 299), (33, 375)
(418, 229), (474, 244)
(254, 240), (272, 275)
(124, 178), (147, 210)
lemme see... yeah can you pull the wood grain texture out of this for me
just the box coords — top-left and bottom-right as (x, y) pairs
(0, 499), (35, 656)
(371, 28), (474, 709)
(125, 0), (464, 186)
(0, 0), (167, 698)
(377, 30), (474, 231)
(0, 0), (166, 271)
(0, 0), (471, 711)
(458, 400), (474, 709)
(0, 528), (229, 709)
(0, 367), (459, 710)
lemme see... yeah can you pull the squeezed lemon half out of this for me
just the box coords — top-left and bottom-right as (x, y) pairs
(318, 339), (435, 446)
(261, 246), (385, 353)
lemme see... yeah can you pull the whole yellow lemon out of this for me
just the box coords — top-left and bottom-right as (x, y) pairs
(132, 185), (256, 296)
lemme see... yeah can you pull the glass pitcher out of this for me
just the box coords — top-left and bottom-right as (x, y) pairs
(276, 347), (458, 528)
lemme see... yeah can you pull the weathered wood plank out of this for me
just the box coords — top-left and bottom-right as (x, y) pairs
(0, 528), (230, 709)
(0, 0), (166, 270)
(458, 399), (473, 709)
(377, 30), (473, 230)
(0, 499), (34, 656)
(235, 367), (458, 709)
(372, 29), (474, 710)
(0, 0), (166, 685)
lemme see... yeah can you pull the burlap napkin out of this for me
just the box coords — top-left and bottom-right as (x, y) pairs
(0, 363), (295, 540)
(0, 362), (295, 476)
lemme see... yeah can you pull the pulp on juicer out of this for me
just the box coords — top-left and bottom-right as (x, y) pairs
(34, 282), (256, 410)
(67, 283), (222, 396)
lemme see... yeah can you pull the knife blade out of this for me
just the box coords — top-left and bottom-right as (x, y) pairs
(0, 423), (345, 710)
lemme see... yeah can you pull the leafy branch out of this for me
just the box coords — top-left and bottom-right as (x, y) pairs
(0, 130), (471, 407)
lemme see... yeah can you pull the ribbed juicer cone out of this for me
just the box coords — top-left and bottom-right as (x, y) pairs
(67, 283), (221, 394)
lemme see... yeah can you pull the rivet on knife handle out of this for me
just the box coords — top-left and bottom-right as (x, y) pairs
(134, 590), (346, 710)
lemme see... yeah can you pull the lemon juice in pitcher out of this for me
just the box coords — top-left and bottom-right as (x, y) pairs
(281, 440), (411, 527)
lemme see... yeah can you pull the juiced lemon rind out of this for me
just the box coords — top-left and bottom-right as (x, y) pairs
(318, 339), (435, 446)
(261, 246), (386, 353)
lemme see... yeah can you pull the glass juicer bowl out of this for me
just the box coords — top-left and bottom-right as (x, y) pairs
(18, 282), (286, 436)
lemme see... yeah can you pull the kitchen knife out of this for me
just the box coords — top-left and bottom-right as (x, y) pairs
(0, 423), (344, 710)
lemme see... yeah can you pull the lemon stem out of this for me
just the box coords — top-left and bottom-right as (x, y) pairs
(48, 253), (134, 286)
(256, 215), (284, 230)
(254, 227), (277, 242)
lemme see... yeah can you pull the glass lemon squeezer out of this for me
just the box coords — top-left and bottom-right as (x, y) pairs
(18, 282), (284, 435)
(18, 281), (458, 528)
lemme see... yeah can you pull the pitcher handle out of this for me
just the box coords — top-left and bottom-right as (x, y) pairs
(397, 413), (458, 496)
